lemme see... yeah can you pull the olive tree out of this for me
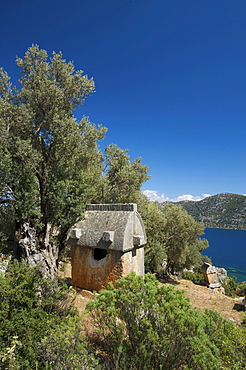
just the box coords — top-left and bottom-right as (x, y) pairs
(162, 203), (208, 275)
(0, 46), (151, 278)
(96, 144), (150, 204)
(135, 197), (208, 275)
(0, 45), (106, 277)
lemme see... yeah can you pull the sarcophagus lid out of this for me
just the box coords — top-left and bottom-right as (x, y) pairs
(67, 203), (147, 251)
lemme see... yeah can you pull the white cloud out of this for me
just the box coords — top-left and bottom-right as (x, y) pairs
(174, 194), (205, 202)
(142, 190), (170, 203)
(143, 190), (211, 203)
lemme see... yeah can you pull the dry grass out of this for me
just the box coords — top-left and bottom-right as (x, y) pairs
(163, 278), (245, 325)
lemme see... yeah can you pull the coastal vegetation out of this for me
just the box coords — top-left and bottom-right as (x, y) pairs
(0, 261), (101, 369)
(1, 263), (246, 369)
(87, 272), (246, 370)
(138, 199), (209, 275)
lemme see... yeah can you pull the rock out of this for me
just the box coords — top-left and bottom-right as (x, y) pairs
(202, 263), (225, 293)
(215, 267), (229, 284)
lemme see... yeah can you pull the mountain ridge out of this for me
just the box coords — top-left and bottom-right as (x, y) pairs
(173, 193), (246, 230)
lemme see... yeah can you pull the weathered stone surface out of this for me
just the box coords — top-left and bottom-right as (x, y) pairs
(67, 204), (146, 291)
(67, 203), (146, 253)
(202, 262), (225, 293)
(71, 246), (124, 290)
(215, 267), (229, 284)
(86, 204), (137, 212)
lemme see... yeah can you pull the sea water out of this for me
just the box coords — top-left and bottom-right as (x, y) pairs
(202, 228), (246, 283)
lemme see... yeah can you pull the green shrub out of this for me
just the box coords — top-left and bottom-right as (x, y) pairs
(223, 277), (237, 297)
(0, 260), (100, 370)
(203, 309), (246, 368)
(236, 282), (246, 297)
(222, 277), (246, 298)
(182, 271), (204, 285)
(87, 272), (246, 370)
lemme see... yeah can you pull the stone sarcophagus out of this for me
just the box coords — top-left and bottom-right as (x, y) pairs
(202, 262), (226, 294)
(202, 263), (221, 289)
(66, 204), (147, 291)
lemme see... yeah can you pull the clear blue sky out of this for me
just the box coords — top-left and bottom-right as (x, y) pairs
(1, 0), (246, 202)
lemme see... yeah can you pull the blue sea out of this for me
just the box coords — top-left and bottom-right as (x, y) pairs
(202, 228), (246, 283)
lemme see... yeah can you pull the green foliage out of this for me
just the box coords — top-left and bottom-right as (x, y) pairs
(37, 317), (101, 370)
(223, 277), (246, 298)
(0, 45), (106, 259)
(203, 309), (246, 369)
(223, 277), (239, 297)
(0, 261), (101, 369)
(161, 203), (208, 274)
(237, 282), (246, 296)
(182, 271), (204, 285)
(136, 195), (167, 272)
(0, 207), (15, 255)
(86, 272), (246, 370)
(136, 196), (209, 275)
(96, 144), (150, 204)
(1, 263), (245, 370)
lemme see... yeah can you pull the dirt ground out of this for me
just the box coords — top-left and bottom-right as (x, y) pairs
(60, 262), (245, 325)
(162, 278), (245, 325)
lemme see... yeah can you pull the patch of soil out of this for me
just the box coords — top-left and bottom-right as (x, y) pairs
(164, 278), (245, 325)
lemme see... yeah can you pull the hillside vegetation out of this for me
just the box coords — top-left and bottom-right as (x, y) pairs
(177, 193), (246, 229)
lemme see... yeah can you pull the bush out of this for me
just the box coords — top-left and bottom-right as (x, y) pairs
(222, 277), (246, 298)
(87, 272), (245, 370)
(182, 271), (204, 285)
(222, 276), (238, 297)
(236, 282), (246, 297)
(203, 309), (246, 368)
(0, 260), (101, 370)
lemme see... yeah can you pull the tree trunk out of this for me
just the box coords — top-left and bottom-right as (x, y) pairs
(165, 259), (175, 277)
(13, 222), (58, 279)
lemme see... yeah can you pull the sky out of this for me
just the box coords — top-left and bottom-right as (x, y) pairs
(1, 0), (246, 202)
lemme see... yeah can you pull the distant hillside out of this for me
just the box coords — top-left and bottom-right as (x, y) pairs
(176, 193), (246, 230)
